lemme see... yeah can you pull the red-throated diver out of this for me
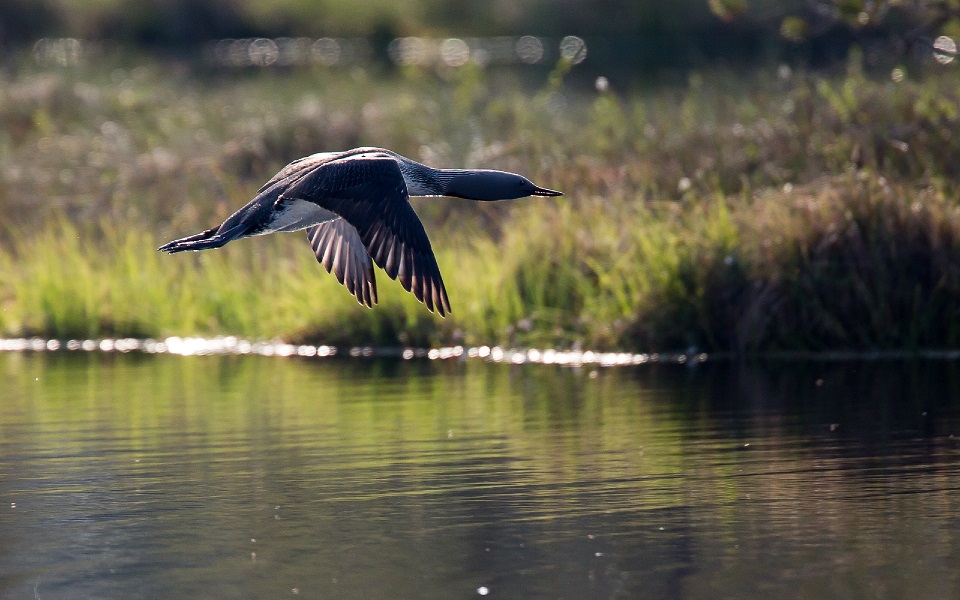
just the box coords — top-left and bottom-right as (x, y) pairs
(158, 147), (561, 316)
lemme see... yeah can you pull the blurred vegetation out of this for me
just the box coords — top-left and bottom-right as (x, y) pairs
(1, 0), (957, 73)
(0, 49), (959, 353)
(5, 0), (765, 42)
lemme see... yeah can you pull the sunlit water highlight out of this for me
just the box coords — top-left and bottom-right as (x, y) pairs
(1, 353), (959, 599)
(0, 337), (703, 366)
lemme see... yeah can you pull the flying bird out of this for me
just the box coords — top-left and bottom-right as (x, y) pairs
(158, 147), (561, 316)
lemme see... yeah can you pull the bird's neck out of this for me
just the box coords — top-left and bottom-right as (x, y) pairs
(393, 153), (499, 198)
(396, 158), (462, 197)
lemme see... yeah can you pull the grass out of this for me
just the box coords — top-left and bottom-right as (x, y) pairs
(1, 54), (959, 353)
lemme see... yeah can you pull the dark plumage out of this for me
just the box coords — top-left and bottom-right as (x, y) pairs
(158, 147), (561, 316)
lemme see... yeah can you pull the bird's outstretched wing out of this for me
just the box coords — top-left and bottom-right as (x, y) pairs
(258, 152), (339, 193)
(305, 219), (377, 308)
(258, 148), (386, 194)
(283, 153), (452, 316)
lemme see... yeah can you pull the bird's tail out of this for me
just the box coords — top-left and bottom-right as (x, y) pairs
(157, 227), (227, 253)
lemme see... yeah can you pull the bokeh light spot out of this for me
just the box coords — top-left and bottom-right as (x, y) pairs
(559, 36), (587, 64)
(934, 36), (957, 65)
(440, 38), (470, 67)
(515, 35), (544, 64)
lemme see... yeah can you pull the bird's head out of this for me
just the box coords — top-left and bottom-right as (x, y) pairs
(442, 170), (562, 201)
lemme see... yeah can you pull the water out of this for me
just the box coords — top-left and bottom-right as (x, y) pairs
(1, 352), (959, 600)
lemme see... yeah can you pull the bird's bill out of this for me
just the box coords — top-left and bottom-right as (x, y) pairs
(531, 186), (563, 197)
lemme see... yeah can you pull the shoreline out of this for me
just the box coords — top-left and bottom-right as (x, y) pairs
(5, 336), (960, 365)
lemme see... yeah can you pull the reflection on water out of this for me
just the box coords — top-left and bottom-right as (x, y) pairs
(1, 353), (959, 599)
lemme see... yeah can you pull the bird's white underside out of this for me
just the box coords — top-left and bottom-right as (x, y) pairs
(266, 199), (339, 233)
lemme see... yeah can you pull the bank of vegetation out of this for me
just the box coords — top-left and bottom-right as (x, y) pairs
(1, 55), (959, 352)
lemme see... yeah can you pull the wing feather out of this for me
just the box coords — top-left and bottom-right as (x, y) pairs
(305, 220), (377, 308)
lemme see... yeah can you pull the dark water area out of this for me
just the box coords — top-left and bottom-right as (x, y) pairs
(1, 352), (959, 599)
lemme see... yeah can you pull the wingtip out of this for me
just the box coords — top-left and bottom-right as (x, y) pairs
(354, 282), (377, 309)
(427, 291), (452, 318)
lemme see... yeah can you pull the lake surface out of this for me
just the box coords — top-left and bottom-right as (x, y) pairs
(1, 352), (959, 600)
